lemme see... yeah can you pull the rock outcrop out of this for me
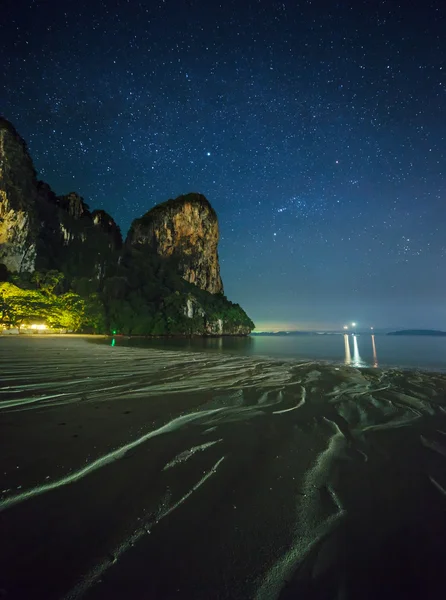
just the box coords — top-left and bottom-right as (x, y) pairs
(181, 294), (252, 335)
(91, 210), (122, 251)
(0, 117), (254, 335)
(57, 192), (89, 220)
(0, 117), (38, 272)
(0, 117), (122, 279)
(127, 193), (223, 294)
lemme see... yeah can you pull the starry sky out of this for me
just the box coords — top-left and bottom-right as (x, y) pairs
(1, 0), (445, 331)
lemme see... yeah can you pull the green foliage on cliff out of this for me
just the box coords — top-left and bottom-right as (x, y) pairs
(103, 248), (254, 336)
(0, 270), (106, 332)
(0, 280), (86, 331)
(0, 257), (254, 336)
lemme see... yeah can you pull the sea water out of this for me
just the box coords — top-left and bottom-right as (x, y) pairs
(109, 333), (446, 372)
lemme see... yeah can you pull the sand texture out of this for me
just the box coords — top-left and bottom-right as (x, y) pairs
(1, 336), (446, 599)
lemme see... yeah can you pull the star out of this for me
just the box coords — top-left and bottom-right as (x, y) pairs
(1, 0), (443, 330)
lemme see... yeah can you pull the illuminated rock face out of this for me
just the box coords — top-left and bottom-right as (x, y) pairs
(127, 193), (224, 295)
(0, 117), (122, 277)
(0, 118), (38, 272)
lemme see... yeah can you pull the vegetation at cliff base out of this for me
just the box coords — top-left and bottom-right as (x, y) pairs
(0, 255), (254, 336)
(0, 280), (85, 331)
(103, 248), (254, 335)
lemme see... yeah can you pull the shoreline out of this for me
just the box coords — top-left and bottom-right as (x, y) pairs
(0, 331), (251, 340)
(1, 332), (446, 375)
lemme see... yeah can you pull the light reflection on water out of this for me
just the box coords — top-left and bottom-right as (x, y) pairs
(344, 334), (378, 368)
(371, 335), (378, 368)
(352, 334), (363, 367)
(344, 334), (351, 365)
(102, 332), (446, 371)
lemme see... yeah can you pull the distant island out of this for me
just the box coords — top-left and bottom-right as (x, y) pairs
(387, 330), (446, 337)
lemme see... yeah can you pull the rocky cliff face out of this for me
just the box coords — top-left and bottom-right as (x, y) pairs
(183, 295), (252, 335)
(0, 118), (38, 272)
(0, 117), (254, 335)
(91, 209), (122, 251)
(0, 117), (122, 279)
(127, 193), (224, 294)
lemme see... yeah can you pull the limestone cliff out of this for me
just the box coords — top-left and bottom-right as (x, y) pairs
(0, 118), (38, 272)
(0, 117), (254, 335)
(127, 193), (223, 294)
(91, 209), (122, 251)
(0, 117), (122, 279)
(183, 294), (252, 335)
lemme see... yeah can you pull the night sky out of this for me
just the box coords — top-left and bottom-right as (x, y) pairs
(1, 0), (445, 331)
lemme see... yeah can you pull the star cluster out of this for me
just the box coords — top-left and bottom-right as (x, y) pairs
(1, 0), (445, 329)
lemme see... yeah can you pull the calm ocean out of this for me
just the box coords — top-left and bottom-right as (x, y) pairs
(109, 333), (446, 372)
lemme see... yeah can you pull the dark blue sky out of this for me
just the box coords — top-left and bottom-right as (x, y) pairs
(2, 0), (445, 330)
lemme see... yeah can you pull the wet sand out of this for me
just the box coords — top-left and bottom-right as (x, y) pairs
(1, 336), (446, 599)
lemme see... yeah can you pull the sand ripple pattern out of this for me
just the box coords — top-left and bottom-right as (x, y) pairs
(1, 336), (446, 600)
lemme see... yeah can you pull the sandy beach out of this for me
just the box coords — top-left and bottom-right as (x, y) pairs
(1, 336), (446, 599)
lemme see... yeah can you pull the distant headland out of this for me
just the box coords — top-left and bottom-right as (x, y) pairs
(387, 330), (446, 337)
